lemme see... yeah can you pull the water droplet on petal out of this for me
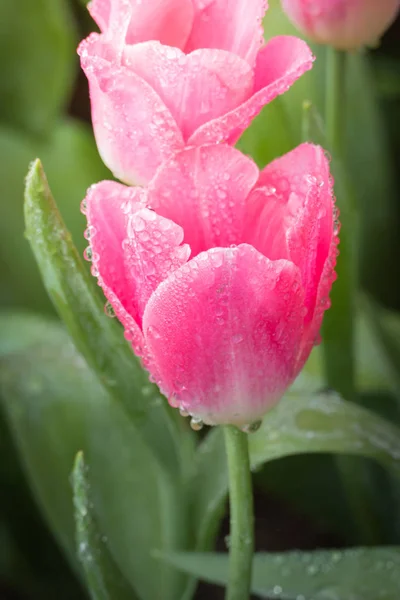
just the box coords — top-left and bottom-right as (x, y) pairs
(84, 246), (92, 261)
(241, 420), (262, 434)
(190, 417), (204, 431)
(179, 408), (190, 418)
(232, 333), (243, 344)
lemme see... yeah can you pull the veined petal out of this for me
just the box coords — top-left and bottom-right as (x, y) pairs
(78, 34), (184, 185)
(85, 182), (190, 359)
(244, 143), (336, 367)
(188, 36), (313, 146)
(84, 180), (147, 353)
(148, 145), (259, 257)
(143, 244), (304, 425)
(186, 0), (267, 67)
(123, 208), (190, 324)
(88, 0), (111, 32)
(123, 42), (253, 141)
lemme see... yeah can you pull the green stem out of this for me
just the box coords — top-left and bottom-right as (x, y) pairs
(323, 47), (355, 402)
(325, 48), (346, 159)
(323, 49), (356, 400)
(223, 426), (254, 600)
(322, 47), (380, 544)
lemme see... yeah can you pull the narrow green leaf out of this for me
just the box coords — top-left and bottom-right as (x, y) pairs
(0, 120), (110, 313)
(24, 159), (183, 474)
(72, 452), (137, 600)
(0, 313), (188, 600)
(161, 547), (400, 600)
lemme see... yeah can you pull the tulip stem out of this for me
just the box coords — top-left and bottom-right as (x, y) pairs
(323, 47), (381, 544)
(325, 48), (346, 159)
(323, 47), (356, 402)
(223, 425), (254, 600)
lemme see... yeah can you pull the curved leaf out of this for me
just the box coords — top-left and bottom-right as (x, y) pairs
(0, 313), (188, 600)
(162, 547), (400, 600)
(191, 389), (400, 555)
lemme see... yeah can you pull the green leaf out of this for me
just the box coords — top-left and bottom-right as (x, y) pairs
(191, 389), (400, 555)
(72, 452), (137, 600)
(0, 120), (110, 313)
(161, 547), (400, 600)
(0, 0), (76, 135)
(23, 158), (184, 475)
(0, 314), (188, 600)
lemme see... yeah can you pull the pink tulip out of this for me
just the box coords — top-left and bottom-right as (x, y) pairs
(83, 143), (338, 427)
(281, 0), (400, 50)
(79, 0), (314, 185)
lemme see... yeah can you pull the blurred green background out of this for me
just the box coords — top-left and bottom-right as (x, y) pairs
(1, 0), (400, 599)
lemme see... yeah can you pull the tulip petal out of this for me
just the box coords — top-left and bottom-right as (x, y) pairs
(123, 208), (191, 323)
(88, 0), (110, 32)
(86, 182), (190, 340)
(78, 35), (184, 185)
(186, 0), (267, 66)
(148, 145), (259, 257)
(143, 244), (304, 425)
(85, 180), (147, 353)
(123, 42), (253, 141)
(89, 0), (194, 49)
(189, 36), (314, 146)
(245, 144), (334, 325)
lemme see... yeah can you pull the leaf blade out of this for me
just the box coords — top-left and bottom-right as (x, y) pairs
(72, 452), (138, 600)
(23, 159), (183, 474)
(161, 547), (400, 600)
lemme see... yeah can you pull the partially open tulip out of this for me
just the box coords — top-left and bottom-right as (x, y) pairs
(83, 143), (338, 427)
(79, 0), (314, 184)
(281, 0), (400, 50)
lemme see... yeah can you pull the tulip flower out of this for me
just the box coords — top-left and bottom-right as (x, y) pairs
(281, 0), (400, 50)
(79, 0), (314, 185)
(83, 143), (338, 427)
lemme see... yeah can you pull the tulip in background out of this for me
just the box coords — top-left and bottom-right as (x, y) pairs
(84, 143), (337, 427)
(79, 0), (314, 184)
(281, 0), (400, 50)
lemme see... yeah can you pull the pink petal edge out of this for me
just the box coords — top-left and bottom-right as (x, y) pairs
(188, 36), (314, 146)
(79, 34), (184, 185)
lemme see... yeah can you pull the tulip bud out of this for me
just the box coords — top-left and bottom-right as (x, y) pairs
(281, 0), (400, 50)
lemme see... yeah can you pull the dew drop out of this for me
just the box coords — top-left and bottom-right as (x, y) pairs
(104, 301), (116, 318)
(241, 420), (262, 434)
(307, 564), (319, 576)
(147, 325), (161, 339)
(80, 199), (87, 214)
(179, 408), (190, 418)
(273, 585), (283, 596)
(190, 417), (204, 431)
(84, 246), (92, 261)
(232, 333), (243, 344)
